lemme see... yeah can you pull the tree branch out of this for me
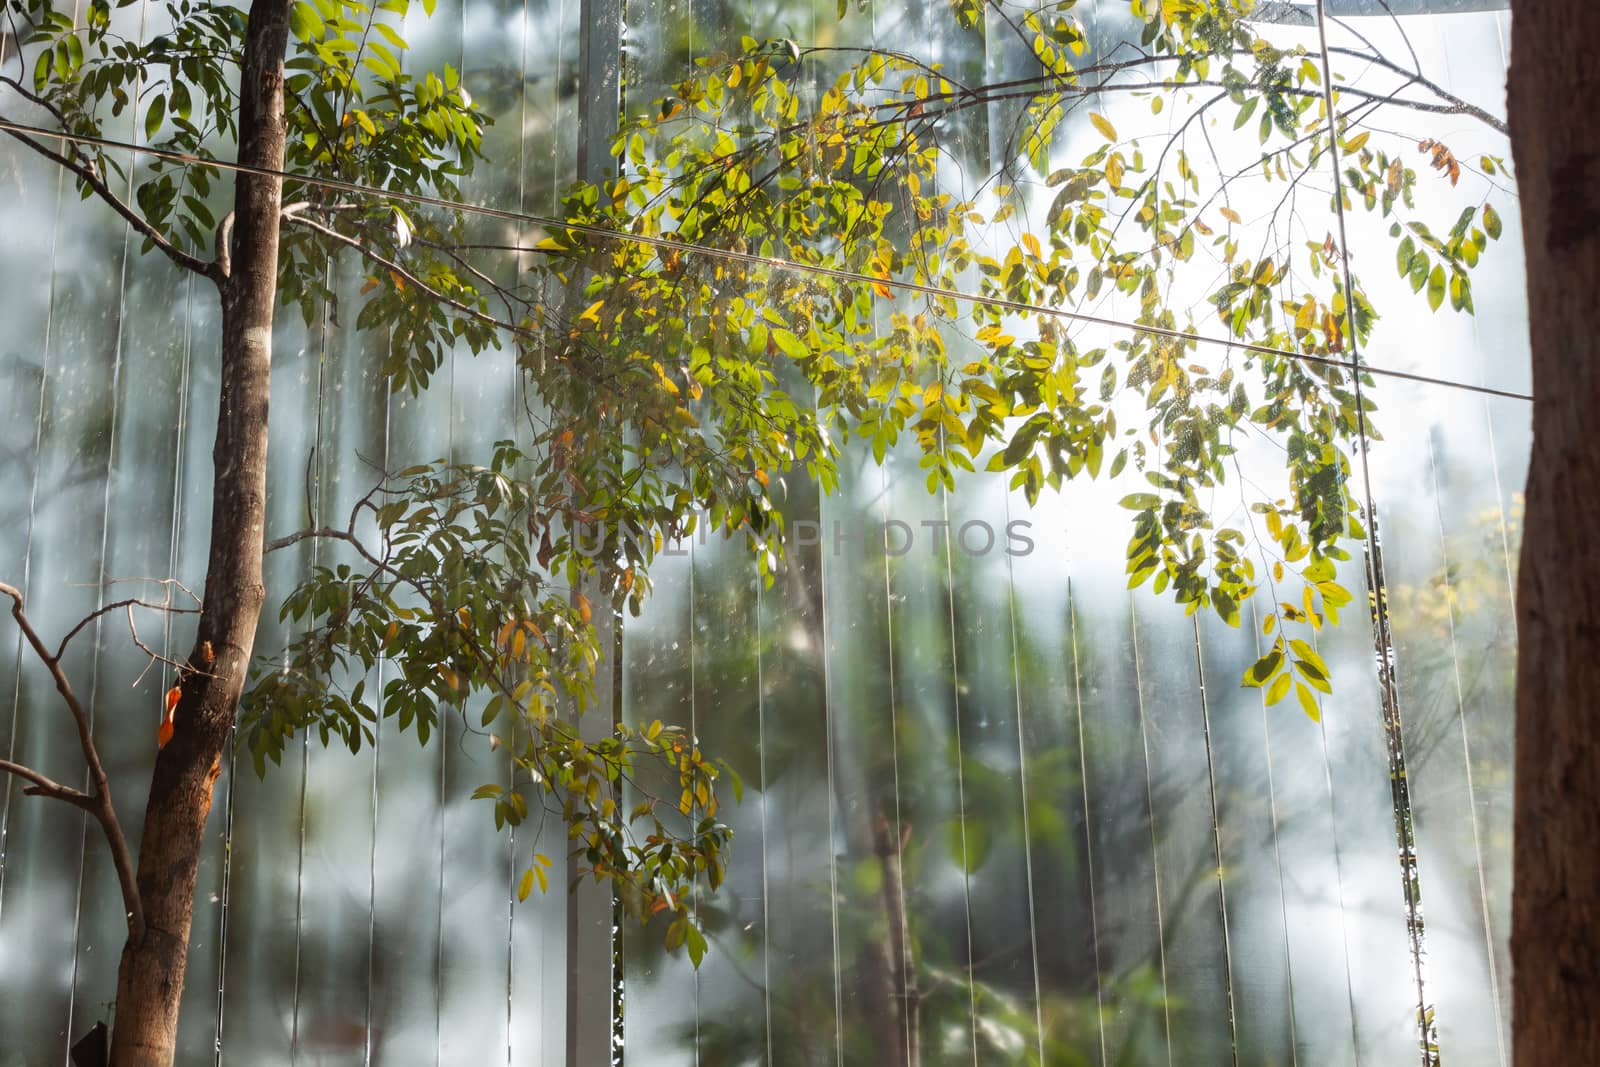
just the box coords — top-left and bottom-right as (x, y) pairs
(282, 210), (537, 343)
(0, 111), (211, 278)
(0, 580), (146, 941)
(0, 757), (94, 809)
(54, 596), (199, 662)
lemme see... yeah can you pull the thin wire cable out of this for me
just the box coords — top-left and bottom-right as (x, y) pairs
(1312, 5), (1434, 1061)
(0, 117), (1533, 406)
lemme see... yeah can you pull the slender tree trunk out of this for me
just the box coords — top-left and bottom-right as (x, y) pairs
(1508, 3), (1600, 1063)
(106, 0), (290, 1060)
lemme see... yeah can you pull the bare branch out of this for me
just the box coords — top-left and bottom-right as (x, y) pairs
(264, 526), (349, 554)
(125, 603), (201, 684)
(0, 115), (211, 278)
(54, 596), (200, 662)
(0, 757), (94, 809)
(0, 580), (145, 940)
(102, 575), (204, 608)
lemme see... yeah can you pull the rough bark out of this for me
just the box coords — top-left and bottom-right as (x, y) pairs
(1508, 3), (1600, 1063)
(106, 0), (290, 1060)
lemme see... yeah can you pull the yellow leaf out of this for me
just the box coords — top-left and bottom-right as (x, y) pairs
(578, 299), (604, 325)
(1106, 153), (1124, 188)
(519, 868), (535, 901)
(576, 593), (592, 624)
(1089, 112), (1117, 141)
(1219, 206), (1242, 225)
(1344, 130), (1370, 153)
(726, 63), (741, 88)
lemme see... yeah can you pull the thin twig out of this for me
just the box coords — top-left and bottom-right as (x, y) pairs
(0, 580), (146, 940)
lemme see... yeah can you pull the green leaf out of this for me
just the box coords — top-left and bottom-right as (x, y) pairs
(1483, 203), (1502, 240)
(684, 922), (708, 968)
(1244, 649), (1282, 687)
(1265, 672), (1292, 706)
(1426, 264), (1446, 311)
(770, 328), (808, 359)
(144, 93), (165, 141)
(290, 1), (325, 41)
(1295, 681), (1321, 721)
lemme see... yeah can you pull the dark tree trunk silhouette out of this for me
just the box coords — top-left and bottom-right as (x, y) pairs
(1508, 2), (1600, 1062)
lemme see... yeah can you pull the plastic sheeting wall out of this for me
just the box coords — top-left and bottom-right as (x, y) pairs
(0, 1), (1523, 1065)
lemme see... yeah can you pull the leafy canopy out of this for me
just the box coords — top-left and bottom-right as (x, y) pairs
(3, 0), (1510, 961)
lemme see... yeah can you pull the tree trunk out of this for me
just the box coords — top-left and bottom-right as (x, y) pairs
(106, 0), (290, 1061)
(1508, 3), (1600, 1063)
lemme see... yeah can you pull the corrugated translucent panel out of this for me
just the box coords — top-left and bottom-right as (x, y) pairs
(1196, 611), (1298, 1067)
(217, 312), (318, 1061)
(291, 258), (388, 1067)
(1064, 506), (1169, 1064)
(1370, 379), (1522, 1067)
(1130, 590), (1234, 1064)
(621, 539), (697, 1067)
(688, 520), (766, 1064)
(71, 234), (199, 1052)
(880, 445), (981, 1065)
(1006, 493), (1104, 1066)
(367, 301), (454, 1067)
(0, 135), (129, 1058)
(820, 451), (911, 1067)
(173, 287), (228, 1067)
(942, 474), (1040, 1063)
(1305, 556), (1420, 1062)
(753, 482), (836, 1067)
